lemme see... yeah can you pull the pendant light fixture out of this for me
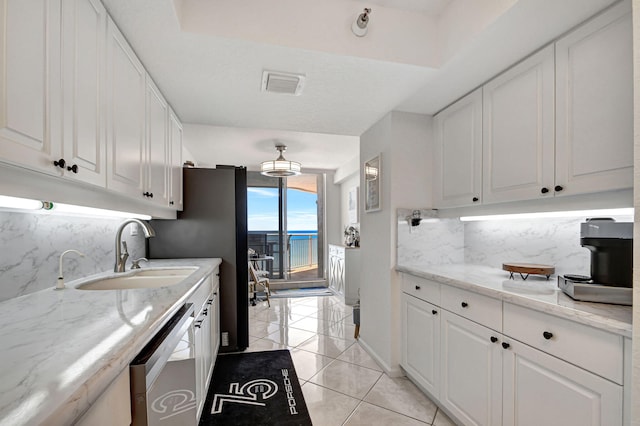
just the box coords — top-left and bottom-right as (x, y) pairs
(261, 144), (301, 177)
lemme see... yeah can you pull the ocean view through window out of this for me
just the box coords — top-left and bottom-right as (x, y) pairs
(247, 173), (323, 282)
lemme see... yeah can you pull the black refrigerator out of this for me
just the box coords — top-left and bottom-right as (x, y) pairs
(148, 166), (249, 352)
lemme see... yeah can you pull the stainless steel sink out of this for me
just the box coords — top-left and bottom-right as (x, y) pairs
(75, 267), (197, 290)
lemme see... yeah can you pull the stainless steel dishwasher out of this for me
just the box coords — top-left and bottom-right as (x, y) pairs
(130, 303), (197, 426)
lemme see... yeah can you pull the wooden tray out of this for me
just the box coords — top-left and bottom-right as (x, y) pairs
(502, 262), (555, 280)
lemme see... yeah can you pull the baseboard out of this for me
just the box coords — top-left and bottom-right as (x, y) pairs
(357, 337), (404, 378)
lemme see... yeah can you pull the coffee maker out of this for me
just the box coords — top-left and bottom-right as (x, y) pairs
(558, 218), (633, 305)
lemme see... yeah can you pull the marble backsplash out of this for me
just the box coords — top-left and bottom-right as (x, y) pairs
(0, 212), (145, 301)
(397, 209), (464, 267)
(397, 209), (633, 277)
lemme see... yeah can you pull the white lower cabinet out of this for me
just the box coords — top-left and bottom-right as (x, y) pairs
(440, 310), (502, 426)
(328, 245), (360, 305)
(400, 273), (625, 426)
(328, 245), (345, 298)
(75, 368), (130, 426)
(401, 293), (440, 398)
(193, 272), (220, 421)
(503, 338), (622, 426)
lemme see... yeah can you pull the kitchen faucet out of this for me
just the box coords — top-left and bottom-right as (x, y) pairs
(114, 219), (156, 272)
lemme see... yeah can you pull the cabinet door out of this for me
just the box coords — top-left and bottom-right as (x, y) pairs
(440, 311), (502, 426)
(169, 109), (183, 210)
(433, 89), (482, 208)
(106, 17), (145, 198)
(61, 0), (107, 187)
(194, 318), (205, 419)
(503, 338), (623, 426)
(145, 77), (169, 206)
(482, 45), (555, 204)
(329, 253), (345, 297)
(401, 293), (440, 398)
(555, 1), (632, 196)
(0, 0), (62, 175)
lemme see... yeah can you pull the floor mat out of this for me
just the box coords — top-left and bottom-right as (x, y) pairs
(199, 350), (311, 426)
(270, 287), (333, 298)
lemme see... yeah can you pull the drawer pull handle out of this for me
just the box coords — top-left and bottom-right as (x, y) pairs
(543, 331), (553, 340)
(432, 310), (438, 315)
(415, 285), (421, 290)
(461, 302), (468, 308)
(502, 342), (510, 349)
(541, 187), (549, 194)
(490, 336), (498, 343)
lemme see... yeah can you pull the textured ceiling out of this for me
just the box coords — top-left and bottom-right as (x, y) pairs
(101, 0), (619, 170)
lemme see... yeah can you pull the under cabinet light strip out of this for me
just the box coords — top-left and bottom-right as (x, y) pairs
(0, 195), (43, 211)
(459, 208), (634, 222)
(50, 203), (152, 220)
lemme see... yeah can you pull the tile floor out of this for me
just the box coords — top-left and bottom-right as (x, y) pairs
(246, 294), (457, 426)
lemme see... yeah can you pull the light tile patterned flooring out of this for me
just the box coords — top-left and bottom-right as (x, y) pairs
(247, 295), (456, 426)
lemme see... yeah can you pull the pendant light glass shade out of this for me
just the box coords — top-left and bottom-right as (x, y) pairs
(261, 145), (301, 177)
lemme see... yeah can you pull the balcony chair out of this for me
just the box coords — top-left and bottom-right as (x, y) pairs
(248, 261), (270, 307)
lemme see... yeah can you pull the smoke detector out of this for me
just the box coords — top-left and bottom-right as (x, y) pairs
(261, 70), (306, 96)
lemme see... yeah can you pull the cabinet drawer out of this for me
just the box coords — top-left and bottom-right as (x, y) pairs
(441, 285), (502, 331)
(402, 274), (440, 305)
(504, 303), (623, 384)
(189, 275), (212, 310)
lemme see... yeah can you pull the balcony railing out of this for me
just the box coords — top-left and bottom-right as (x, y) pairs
(248, 231), (318, 278)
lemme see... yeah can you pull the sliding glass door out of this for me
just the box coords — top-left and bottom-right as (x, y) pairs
(247, 172), (324, 282)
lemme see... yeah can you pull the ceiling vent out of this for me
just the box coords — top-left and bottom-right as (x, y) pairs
(261, 70), (305, 96)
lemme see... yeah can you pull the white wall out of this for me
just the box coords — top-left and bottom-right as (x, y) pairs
(359, 111), (431, 374)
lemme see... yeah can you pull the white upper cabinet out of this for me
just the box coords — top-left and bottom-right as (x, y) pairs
(61, 0), (107, 187)
(145, 77), (169, 206)
(433, 89), (482, 208)
(482, 45), (555, 204)
(555, 1), (633, 196)
(106, 17), (146, 199)
(169, 109), (183, 210)
(0, 0), (62, 175)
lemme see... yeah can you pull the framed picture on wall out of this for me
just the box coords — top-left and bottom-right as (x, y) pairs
(348, 186), (359, 223)
(364, 154), (381, 212)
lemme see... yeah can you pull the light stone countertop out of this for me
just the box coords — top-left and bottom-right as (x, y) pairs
(0, 258), (221, 426)
(396, 263), (632, 338)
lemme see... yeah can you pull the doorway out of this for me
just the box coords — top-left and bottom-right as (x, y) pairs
(247, 172), (325, 284)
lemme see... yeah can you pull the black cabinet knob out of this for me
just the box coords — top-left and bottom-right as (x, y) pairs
(461, 302), (468, 308)
(554, 185), (563, 192)
(541, 187), (549, 194)
(490, 336), (498, 343)
(67, 164), (78, 173)
(415, 285), (421, 290)
(543, 331), (553, 340)
(472, 197), (479, 202)
(169, 201), (174, 205)
(53, 158), (66, 168)
(149, 192), (153, 198)
(502, 342), (510, 349)
(432, 310), (438, 315)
